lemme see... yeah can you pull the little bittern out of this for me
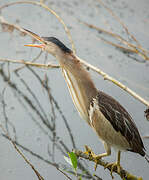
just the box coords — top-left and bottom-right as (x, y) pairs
(24, 29), (148, 177)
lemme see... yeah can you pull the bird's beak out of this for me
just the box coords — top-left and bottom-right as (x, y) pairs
(24, 44), (45, 49)
(23, 28), (46, 49)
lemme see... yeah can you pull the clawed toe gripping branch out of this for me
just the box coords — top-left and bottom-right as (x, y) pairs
(73, 149), (143, 180)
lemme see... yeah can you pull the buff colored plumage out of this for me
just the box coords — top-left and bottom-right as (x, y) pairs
(24, 29), (148, 177)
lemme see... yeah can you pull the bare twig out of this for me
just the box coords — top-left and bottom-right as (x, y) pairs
(27, 66), (76, 149)
(0, 55), (149, 109)
(0, 58), (60, 69)
(1, 13), (149, 108)
(15, 50), (43, 72)
(77, 56), (149, 107)
(3, 134), (93, 179)
(97, 36), (136, 54)
(97, 0), (149, 60)
(80, 21), (149, 61)
(0, 125), (44, 180)
(97, 0), (140, 45)
(0, 16), (26, 34)
(44, 75), (57, 162)
(0, 66), (95, 179)
(0, 1), (76, 54)
(2, 133), (74, 180)
(0, 92), (17, 140)
(15, 70), (50, 123)
(56, 168), (73, 180)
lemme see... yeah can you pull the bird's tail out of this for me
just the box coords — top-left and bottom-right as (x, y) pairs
(145, 153), (149, 163)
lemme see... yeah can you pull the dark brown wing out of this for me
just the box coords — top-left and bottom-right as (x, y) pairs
(97, 91), (145, 156)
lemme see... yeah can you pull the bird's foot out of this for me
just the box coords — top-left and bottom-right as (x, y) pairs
(104, 161), (122, 179)
(83, 145), (93, 156)
(83, 145), (103, 171)
(92, 154), (105, 171)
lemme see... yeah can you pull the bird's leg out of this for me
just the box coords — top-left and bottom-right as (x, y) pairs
(104, 150), (122, 178)
(84, 142), (111, 170)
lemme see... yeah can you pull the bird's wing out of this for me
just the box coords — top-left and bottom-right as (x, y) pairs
(94, 91), (145, 156)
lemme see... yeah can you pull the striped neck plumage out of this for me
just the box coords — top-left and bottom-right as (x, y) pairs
(59, 55), (98, 124)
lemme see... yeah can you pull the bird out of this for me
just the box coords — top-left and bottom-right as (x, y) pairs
(24, 29), (148, 177)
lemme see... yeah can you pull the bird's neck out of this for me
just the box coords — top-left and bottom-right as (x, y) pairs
(59, 54), (98, 124)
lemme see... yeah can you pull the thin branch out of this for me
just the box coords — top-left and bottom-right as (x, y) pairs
(1, 66), (95, 179)
(0, 58), (60, 69)
(56, 168), (73, 180)
(0, 125), (44, 180)
(73, 149), (142, 180)
(44, 75), (57, 162)
(15, 71), (50, 123)
(0, 92), (17, 140)
(97, 0), (140, 45)
(27, 66), (76, 149)
(80, 21), (149, 61)
(97, 0), (149, 61)
(0, 67), (53, 130)
(76, 56), (149, 107)
(0, 1), (76, 54)
(0, 16), (26, 34)
(97, 36), (136, 54)
(0, 5), (148, 108)
(2, 134), (93, 180)
(1, 14), (149, 108)
(0, 55), (149, 110)
(15, 50), (43, 72)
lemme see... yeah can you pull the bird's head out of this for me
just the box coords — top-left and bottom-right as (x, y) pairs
(24, 29), (72, 59)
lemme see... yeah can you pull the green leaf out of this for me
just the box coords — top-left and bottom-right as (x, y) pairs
(79, 176), (82, 180)
(68, 152), (78, 170)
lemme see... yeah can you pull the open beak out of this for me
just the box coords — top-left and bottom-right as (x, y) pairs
(24, 44), (45, 48)
(23, 28), (46, 49)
